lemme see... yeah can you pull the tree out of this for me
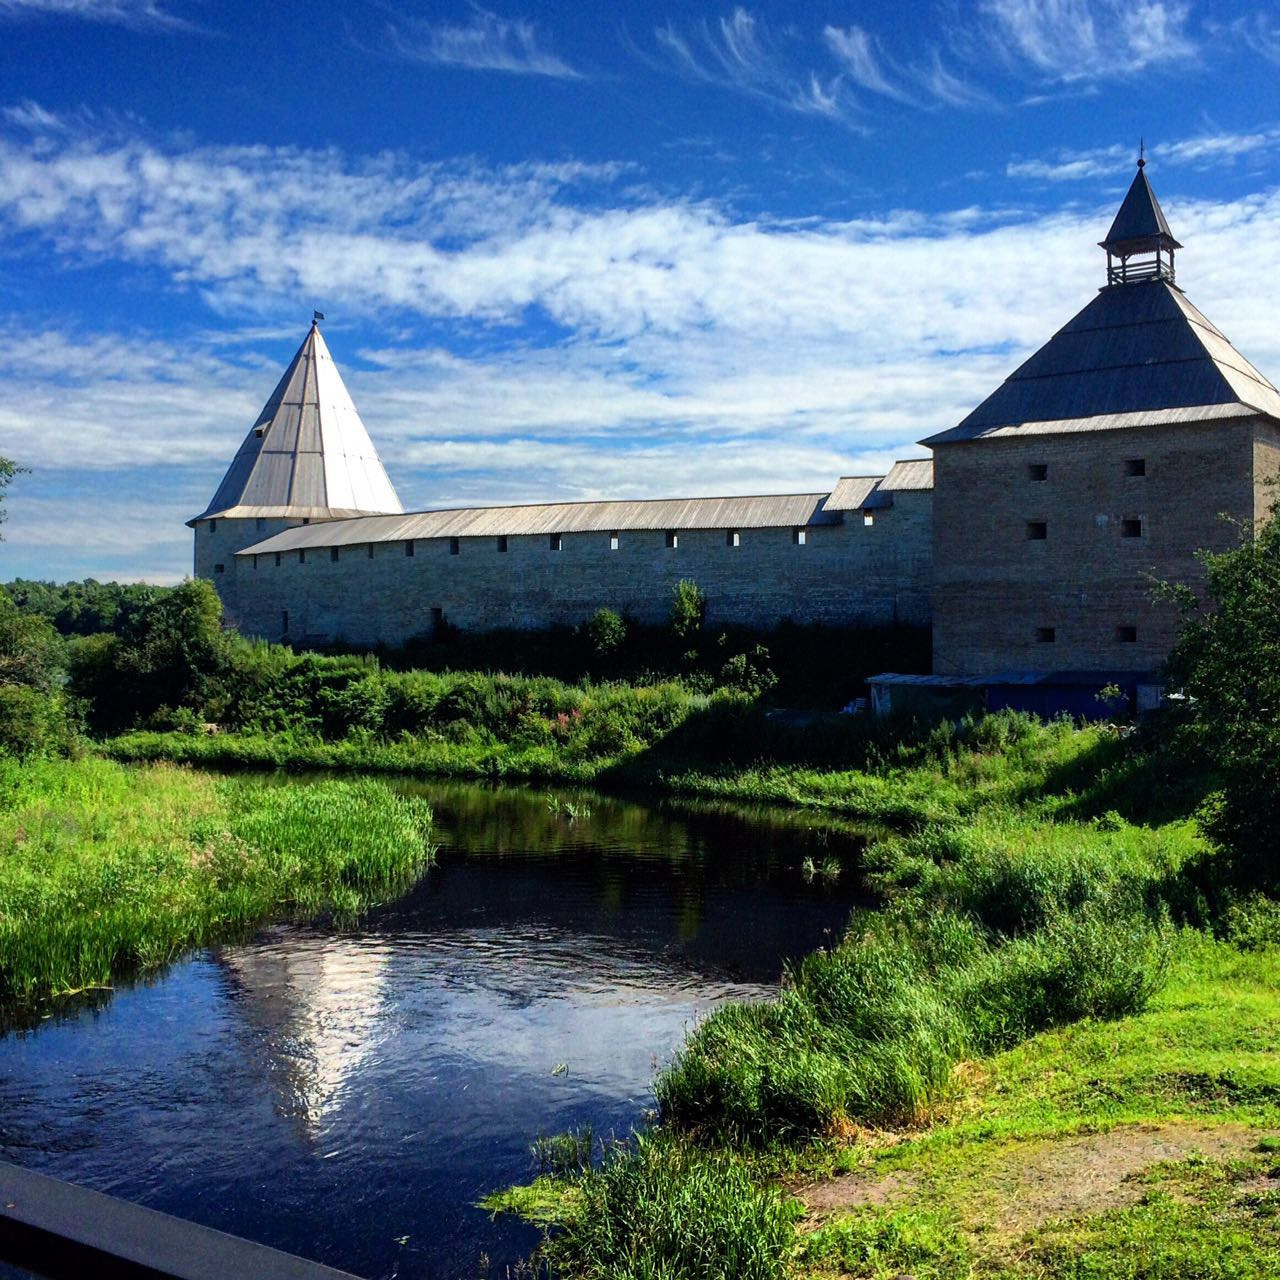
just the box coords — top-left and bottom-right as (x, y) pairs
(0, 457), (26, 540)
(68, 579), (232, 732)
(1163, 497), (1280, 886)
(669, 579), (706, 642)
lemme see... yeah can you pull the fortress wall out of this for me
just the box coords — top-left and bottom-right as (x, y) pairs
(1255, 420), (1280, 523)
(223, 496), (933, 646)
(195, 516), (310, 629)
(931, 420), (1257, 676)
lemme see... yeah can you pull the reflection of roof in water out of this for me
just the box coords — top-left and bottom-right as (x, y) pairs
(219, 933), (390, 1140)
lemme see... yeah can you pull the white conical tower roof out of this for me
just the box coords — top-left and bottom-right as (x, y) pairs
(191, 320), (403, 523)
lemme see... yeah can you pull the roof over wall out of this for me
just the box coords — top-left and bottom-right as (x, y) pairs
(190, 322), (403, 525)
(923, 281), (1280, 446)
(826, 459), (934, 513)
(825, 476), (883, 511)
(881, 458), (933, 490)
(237, 491), (842, 555)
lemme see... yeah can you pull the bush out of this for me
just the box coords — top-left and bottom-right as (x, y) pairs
(1163, 502), (1280, 888)
(0, 685), (74, 757)
(669, 578), (706, 641)
(584, 607), (626, 657)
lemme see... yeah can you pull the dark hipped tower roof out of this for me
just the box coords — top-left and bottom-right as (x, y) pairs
(190, 319), (403, 524)
(923, 160), (1280, 446)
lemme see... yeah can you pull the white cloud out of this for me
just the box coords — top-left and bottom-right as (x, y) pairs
(1009, 130), (1280, 182)
(654, 9), (859, 128)
(824, 25), (989, 110)
(383, 6), (581, 79)
(0, 0), (192, 30)
(980, 0), (1196, 82)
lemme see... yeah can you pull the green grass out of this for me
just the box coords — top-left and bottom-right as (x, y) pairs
(518, 1133), (802, 1280)
(0, 755), (435, 1014)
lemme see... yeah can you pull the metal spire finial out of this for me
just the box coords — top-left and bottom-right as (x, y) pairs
(1137, 138), (1145, 169)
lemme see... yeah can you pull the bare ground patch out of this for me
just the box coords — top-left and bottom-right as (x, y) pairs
(799, 1122), (1270, 1228)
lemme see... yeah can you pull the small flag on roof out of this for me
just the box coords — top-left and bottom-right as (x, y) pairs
(313, 310), (325, 322)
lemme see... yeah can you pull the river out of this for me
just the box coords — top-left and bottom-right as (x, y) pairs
(0, 778), (870, 1279)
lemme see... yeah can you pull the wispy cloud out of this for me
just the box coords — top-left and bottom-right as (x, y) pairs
(980, 0), (1196, 82)
(654, 9), (859, 128)
(823, 25), (989, 110)
(1219, 11), (1280, 64)
(0, 0), (193, 30)
(1009, 129), (1280, 181)
(384, 6), (580, 79)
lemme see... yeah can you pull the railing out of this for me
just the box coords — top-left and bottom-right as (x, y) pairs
(0, 1160), (362, 1280)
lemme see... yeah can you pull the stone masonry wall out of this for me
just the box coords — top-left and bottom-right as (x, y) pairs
(931, 419), (1260, 676)
(216, 494), (933, 646)
(1255, 420), (1280, 524)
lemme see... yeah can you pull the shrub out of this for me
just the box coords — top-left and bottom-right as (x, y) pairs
(0, 685), (72, 757)
(584, 607), (626, 657)
(669, 578), (706, 641)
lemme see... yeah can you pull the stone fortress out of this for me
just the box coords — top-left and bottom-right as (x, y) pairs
(192, 162), (1280, 705)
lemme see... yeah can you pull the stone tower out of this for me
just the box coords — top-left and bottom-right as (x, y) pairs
(189, 318), (402, 627)
(924, 158), (1280, 677)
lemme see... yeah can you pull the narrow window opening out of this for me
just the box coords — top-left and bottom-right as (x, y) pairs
(302, 518), (310, 526)
(430, 607), (444, 630)
(793, 527), (807, 546)
(665, 531), (678, 549)
(1124, 458), (1146, 477)
(449, 537), (460, 556)
(1035, 626), (1056, 643)
(1121, 518), (1143, 538)
(609, 531), (619, 551)
(405, 540), (415, 557)
(549, 533), (562, 552)
(255, 518), (265, 532)
(274, 552), (281, 567)
(214, 563), (225, 574)
(254, 427), (265, 439)
(1115, 625), (1138, 643)
(367, 543), (374, 559)
(497, 536), (508, 553)
(252, 555), (258, 570)
(282, 610), (290, 635)
(208, 519), (217, 534)
(863, 512), (875, 527)
(1028, 463), (1048, 482)
(1026, 520), (1048, 540)
(726, 529), (739, 547)
(330, 547), (340, 563)
(298, 549), (306, 564)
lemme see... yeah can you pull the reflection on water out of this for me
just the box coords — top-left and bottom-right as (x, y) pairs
(0, 779), (868, 1280)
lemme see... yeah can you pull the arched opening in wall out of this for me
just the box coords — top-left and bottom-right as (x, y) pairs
(430, 607), (444, 635)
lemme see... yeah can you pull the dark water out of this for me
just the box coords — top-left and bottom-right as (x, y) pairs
(0, 780), (869, 1280)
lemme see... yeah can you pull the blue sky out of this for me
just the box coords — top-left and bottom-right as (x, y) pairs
(2, 0), (1279, 582)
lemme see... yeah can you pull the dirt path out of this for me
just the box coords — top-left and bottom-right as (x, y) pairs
(800, 1122), (1267, 1229)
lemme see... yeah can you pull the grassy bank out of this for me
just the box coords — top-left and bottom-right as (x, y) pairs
(479, 707), (1280, 1278)
(0, 756), (434, 1016)
(104, 685), (1165, 829)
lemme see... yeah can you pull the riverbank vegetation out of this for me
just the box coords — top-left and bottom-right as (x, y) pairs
(0, 756), (434, 1020)
(4, 490), (1280, 1276)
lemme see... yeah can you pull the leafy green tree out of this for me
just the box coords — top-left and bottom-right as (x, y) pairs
(669, 579), (706, 642)
(585, 607), (626, 657)
(68, 579), (232, 732)
(1164, 496), (1280, 887)
(0, 457), (25, 540)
